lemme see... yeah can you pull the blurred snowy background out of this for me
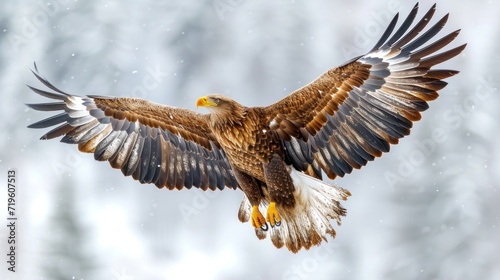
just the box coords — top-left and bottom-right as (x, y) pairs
(0, 0), (498, 279)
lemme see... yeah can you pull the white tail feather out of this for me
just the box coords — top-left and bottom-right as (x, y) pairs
(238, 168), (351, 253)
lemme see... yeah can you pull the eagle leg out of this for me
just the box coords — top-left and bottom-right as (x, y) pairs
(231, 166), (268, 231)
(251, 206), (268, 231)
(262, 154), (297, 228)
(266, 202), (281, 227)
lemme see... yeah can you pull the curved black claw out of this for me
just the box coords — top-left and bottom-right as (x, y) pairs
(270, 219), (281, 228)
(260, 223), (269, 231)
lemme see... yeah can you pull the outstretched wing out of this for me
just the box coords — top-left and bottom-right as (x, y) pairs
(27, 68), (237, 190)
(264, 3), (466, 179)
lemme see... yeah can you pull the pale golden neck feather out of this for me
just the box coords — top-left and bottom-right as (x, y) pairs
(209, 101), (247, 130)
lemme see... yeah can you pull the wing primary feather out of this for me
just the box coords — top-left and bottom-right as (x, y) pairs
(380, 3), (420, 49)
(40, 124), (75, 140)
(390, 4), (437, 50)
(26, 102), (66, 111)
(370, 12), (399, 52)
(410, 30), (461, 60)
(402, 14), (449, 54)
(424, 69), (459, 80)
(29, 71), (69, 95)
(419, 44), (467, 69)
(28, 112), (69, 128)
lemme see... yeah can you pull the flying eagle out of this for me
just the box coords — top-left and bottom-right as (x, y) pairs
(28, 3), (465, 253)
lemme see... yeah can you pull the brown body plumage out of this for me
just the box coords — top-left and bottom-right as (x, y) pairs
(27, 3), (465, 252)
(202, 97), (297, 210)
(208, 101), (279, 182)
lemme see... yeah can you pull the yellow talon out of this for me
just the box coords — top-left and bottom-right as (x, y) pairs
(266, 202), (281, 227)
(251, 205), (266, 230)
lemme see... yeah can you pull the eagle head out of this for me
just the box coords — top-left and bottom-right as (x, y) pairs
(196, 94), (246, 126)
(196, 94), (231, 109)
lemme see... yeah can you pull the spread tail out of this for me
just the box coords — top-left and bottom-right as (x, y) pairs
(238, 169), (351, 253)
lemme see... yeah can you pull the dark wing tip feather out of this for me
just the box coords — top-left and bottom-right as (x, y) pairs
(26, 102), (66, 111)
(29, 64), (70, 96)
(27, 112), (70, 129)
(419, 43), (466, 68)
(389, 4), (437, 50)
(401, 13), (450, 53)
(26, 85), (67, 101)
(370, 12), (399, 52)
(380, 2), (421, 49)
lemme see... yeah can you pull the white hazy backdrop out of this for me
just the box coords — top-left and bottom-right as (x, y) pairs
(0, 0), (499, 279)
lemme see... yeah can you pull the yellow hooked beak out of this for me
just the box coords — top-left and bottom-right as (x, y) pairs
(196, 96), (217, 108)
